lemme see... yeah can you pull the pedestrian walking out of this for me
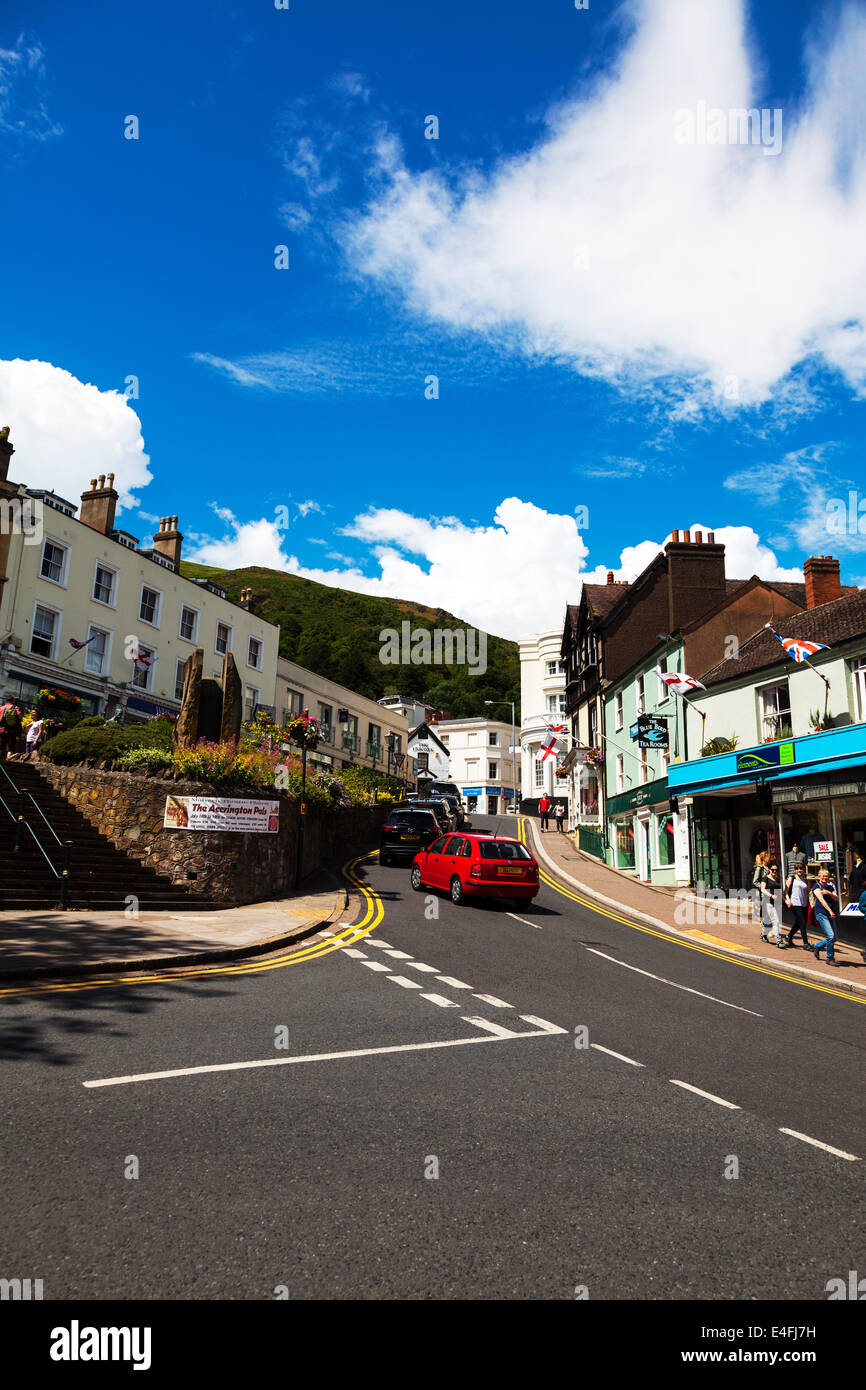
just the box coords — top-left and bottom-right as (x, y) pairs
(847, 847), (866, 905)
(25, 710), (45, 758)
(538, 793), (551, 831)
(751, 851), (769, 924)
(811, 869), (839, 965)
(783, 863), (810, 949)
(554, 801), (565, 833)
(760, 860), (784, 946)
(0, 695), (22, 760)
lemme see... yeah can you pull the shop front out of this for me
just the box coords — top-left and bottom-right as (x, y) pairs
(605, 778), (690, 886)
(669, 724), (866, 908)
(5, 669), (101, 718)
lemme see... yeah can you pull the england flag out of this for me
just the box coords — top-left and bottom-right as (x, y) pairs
(133, 649), (156, 672)
(540, 732), (562, 762)
(657, 669), (705, 696)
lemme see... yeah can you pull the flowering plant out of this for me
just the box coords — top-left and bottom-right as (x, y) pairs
(283, 710), (320, 750)
(582, 745), (603, 768)
(35, 686), (83, 714)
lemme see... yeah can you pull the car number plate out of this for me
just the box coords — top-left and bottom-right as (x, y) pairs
(400, 834), (419, 841)
(498, 865), (522, 875)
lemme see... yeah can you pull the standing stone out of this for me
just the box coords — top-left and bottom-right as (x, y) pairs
(220, 651), (243, 743)
(175, 649), (203, 748)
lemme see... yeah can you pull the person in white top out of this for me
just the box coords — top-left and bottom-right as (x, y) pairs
(784, 863), (810, 949)
(25, 710), (45, 758)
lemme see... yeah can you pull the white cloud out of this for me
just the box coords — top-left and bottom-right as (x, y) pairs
(186, 495), (806, 639)
(297, 499), (323, 517)
(0, 359), (151, 508)
(0, 34), (62, 142)
(343, 0), (866, 407)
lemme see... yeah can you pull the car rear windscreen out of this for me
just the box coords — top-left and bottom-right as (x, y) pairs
(477, 841), (532, 860)
(388, 812), (437, 830)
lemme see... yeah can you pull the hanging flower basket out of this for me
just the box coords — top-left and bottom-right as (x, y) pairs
(283, 711), (320, 750)
(582, 746), (603, 768)
(35, 686), (83, 715)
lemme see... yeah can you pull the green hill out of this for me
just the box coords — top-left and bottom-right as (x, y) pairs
(180, 563), (520, 719)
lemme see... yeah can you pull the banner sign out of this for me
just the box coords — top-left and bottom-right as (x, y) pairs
(164, 796), (280, 833)
(736, 742), (795, 773)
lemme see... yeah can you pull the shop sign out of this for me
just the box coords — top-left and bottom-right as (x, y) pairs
(164, 796), (279, 833)
(605, 779), (669, 816)
(735, 742), (794, 773)
(814, 839), (834, 862)
(630, 715), (669, 749)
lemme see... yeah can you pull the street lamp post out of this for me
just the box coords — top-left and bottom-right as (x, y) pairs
(484, 699), (517, 813)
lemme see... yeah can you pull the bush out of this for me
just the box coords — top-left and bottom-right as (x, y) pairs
(116, 747), (175, 773)
(40, 718), (175, 765)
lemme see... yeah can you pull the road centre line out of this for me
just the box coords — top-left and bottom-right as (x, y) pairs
(670, 1079), (741, 1109)
(591, 1043), (645, 1067)
(342, 949), (368, 959)
(778, 1128), (860, 1161)
(386, 975), (423, 990)
(82, 1024), (567, 1089)
(405, 962), (441, 973)
(507, 912), (541, 930)
(436, 976), (473, 989)
(361, 960), (391, 972)
(383, 949), (413, 959)
(583, 948), (763, 1016)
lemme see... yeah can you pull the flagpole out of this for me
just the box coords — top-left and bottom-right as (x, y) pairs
(764, 624), (831, 718)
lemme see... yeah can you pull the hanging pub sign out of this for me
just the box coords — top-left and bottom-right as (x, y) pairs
(630, 714), (669, 749)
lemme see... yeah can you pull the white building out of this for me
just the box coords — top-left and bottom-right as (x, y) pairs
(518, 629), (568, 809)
(408, 720), (450, 781)
(377, 693), (436, 728)
(432, 717), (517, 815)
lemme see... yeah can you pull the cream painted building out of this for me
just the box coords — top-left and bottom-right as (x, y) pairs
(276, 657), (409, 779)
(0, 460), (279, 722)
(518, 628), (568, 808)
(432, 717), (516, 815)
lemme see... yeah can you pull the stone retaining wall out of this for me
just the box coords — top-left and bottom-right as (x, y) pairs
(38, 764), (389, 904)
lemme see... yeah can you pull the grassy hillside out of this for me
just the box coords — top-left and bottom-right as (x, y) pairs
(181, 563), (520, 719)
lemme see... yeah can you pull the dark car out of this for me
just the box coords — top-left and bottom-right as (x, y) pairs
(392, 798), (453, 834)
(430, 781), (466, 823)
(437, 792), (466, 829)
(379, 808), (442, 865)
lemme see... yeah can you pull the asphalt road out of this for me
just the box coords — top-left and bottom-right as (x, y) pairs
(1, 814), (863, 1301)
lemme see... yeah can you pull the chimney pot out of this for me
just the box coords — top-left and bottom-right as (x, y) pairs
(606, 570), (614, 584)
(106, 472), (114, 488)
(90, 479), (97, 490)
(707, 531), (715, 543)
(97, 475), (105, 488)
(694, 530), (703, 545)
(671, 530), (680, 543)
(682, 531), (691, 544)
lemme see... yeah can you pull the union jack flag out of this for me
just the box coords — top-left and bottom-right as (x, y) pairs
(68, 635), (98, 650)
(546, 723), (567, 734)
(768, 628), (829, 664)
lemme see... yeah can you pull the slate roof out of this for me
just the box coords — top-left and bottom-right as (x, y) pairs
(701, 588), (866, 686)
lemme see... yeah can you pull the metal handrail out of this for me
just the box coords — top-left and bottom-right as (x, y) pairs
(0, 762), (72, 907)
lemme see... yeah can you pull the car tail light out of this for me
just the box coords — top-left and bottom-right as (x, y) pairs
(470, 863), (482, 878)
(527, 862), (538, 878)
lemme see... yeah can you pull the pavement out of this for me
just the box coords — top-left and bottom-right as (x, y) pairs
(0, 871), (346, 979)
(528, 819), (866, 996)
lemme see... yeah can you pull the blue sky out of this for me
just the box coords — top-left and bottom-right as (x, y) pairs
(2, 0), (865, 638)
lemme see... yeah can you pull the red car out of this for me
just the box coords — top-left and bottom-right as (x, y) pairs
(410, 832), (539, 906)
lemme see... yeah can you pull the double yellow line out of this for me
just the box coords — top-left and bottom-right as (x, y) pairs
(0, 851), (385, 1000)
(516, 818), (863, 1004)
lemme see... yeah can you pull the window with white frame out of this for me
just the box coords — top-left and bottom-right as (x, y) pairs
(614, 691), (623, 730)
(40, 538), (68, 585)
(139, 585), (161, 626)
(31, 604), (59, 659)
(657, 655), (669, 702)
(588, 701), (598, 747)
(635, 673), (645, 715)
(616, 752), (625, 793)
(759, 680), (792, 741)
(132, 643), (156, 691)
(84, 625), (110, 675)
(488, 762), (498, 779)
(534, 757), (544, 788)
(179, 605), (199, 643)
(93, 562), (117, 606)
(545, 660), (558, 676)
(174, 658), (186, 702)
(660, 746), (670, 774)
(638, 747), (649, 784)
(489, 731), (499, 745)
(851, 656), (866, 723)
(215, 622), (232, 655)
(247, 636), (263, 670)
(245, 686), (260, 720)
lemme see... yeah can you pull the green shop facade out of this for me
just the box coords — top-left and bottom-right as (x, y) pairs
(605, 776), (692, 886)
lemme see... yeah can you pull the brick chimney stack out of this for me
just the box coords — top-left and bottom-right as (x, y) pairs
(0, 426), (14, 483)
(664, 526), (727, 629)
(79, 473), (119, 535)
(803, 555), (842, 610)
(152, 515), (183, 568)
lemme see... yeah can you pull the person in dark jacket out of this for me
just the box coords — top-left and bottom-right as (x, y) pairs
(847, 849), (865, 905)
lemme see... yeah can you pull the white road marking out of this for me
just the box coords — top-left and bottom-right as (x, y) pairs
(462, 1015), (520, 1038)
(365, 939), (393, 949)
(383, 949), (413, 959)
(386, 975), (423, 990)
(436, 975), (473, 989)
(405, 961), (441, 973)
(670, 1080), (741, 1110)
(472, 993), (514, 1009)
(591, 1043), (645, 1067)
(84, 1027), (565, 1088)
(420, 993), (461, 1008)
(360, 960), (392, 972)
(507, 912), (541, 930)
(342, 949), (368, 959)
(519, 1014), (568, 1035)
(778, 1128), (860, 1161)
(584, 948), (762, 1017)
